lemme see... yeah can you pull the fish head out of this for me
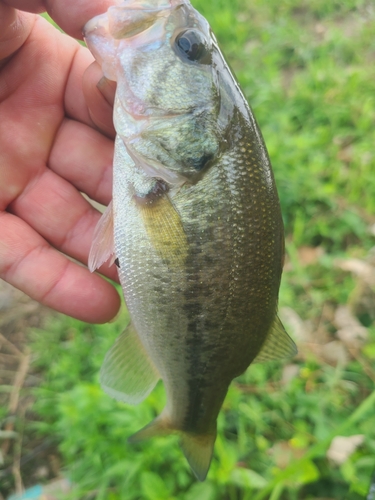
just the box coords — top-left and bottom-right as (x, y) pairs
(84, 0), (236, 186)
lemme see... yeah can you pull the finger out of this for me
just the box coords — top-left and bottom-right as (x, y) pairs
(83, 61), (116, 138)
(0, 211), (121, 323)
(0, 3), (35, 65)
(0, 3), (117, 137)
(63, 43), (96, 131)
(0, 13), (103, 142)
(3, 0), (121, 39)
(64, 35), (116, 138)
(1, 0), (45, 14)
(97, 75), (116, 107)
(49, 118), (114, 205)
(9, 167), (119, 283)
(44, 0), (122, 39)
(0, 17), (77, 209)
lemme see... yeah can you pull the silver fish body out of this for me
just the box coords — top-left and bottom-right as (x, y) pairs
(85, 0), (296, 481)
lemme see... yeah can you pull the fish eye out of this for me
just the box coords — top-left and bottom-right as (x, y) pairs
(175, 29), (211, 64)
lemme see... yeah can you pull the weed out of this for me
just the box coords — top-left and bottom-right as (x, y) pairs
(28, 0), (375, 498)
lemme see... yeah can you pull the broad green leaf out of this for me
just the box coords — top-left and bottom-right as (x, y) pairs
(230, 468), (268, 489)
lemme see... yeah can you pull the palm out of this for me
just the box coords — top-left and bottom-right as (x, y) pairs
(0, 2), (120, 323)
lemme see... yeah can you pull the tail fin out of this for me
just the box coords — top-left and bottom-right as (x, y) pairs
(128, 416), (216, 481)
(180, 431), (216, 482)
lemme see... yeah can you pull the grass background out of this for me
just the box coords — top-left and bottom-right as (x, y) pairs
(13, 0), (375, 498)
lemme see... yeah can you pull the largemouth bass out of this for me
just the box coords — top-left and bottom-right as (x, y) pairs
(84, 0), (297, 481)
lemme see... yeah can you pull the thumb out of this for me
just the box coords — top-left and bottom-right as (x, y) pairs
(0, 3), (35, 68)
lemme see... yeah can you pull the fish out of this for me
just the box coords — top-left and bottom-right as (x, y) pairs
(84, 0), (297, 481)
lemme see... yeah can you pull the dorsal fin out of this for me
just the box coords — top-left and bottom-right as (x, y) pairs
(253, 315), (297, 363)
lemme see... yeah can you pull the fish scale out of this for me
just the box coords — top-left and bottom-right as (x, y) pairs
(84, 0), (297, 481)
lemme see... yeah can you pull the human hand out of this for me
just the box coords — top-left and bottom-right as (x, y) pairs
(0, 0), (121, 323)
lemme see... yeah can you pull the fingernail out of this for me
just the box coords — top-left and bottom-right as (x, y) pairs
(97, 76), (116, 106)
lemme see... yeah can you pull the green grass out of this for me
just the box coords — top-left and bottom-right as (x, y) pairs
(27, 1), (375, 498)
(30, 313), (375, 499)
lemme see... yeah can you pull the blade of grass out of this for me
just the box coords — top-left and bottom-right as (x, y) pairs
(254, 388), (375, 499)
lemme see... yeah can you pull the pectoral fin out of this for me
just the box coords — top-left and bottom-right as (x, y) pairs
(88, 201), (115, 272)
(138, 193), (189, 266)
(253, 315), (297, 363)
(100, 323), (160, 404)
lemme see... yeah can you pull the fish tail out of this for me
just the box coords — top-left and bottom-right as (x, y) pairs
(179, 430), (216, 481)
(128, 415), (216, 481)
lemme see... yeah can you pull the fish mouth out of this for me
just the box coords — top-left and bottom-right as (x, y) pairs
(84, 0), (187, 40)
(108, 0), (177, 10)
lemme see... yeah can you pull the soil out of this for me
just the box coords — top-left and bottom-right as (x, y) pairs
(0, 280), (61, 499)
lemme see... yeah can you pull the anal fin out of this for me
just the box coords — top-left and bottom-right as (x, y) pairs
(253, 315), (297, 363)
(100, 323), (160, 404)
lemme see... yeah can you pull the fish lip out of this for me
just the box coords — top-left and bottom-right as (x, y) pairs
(108, 0), (186, 10)
(83, 0), (189, 36)
(83, 14), (106, 38)
(110, 2), (172, 12)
